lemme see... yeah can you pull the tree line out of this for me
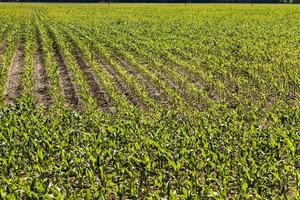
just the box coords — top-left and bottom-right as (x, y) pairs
(0, 0), (299, 3)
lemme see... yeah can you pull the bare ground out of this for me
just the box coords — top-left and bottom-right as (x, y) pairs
(50, 34), (81, 110)
(34, 37), (52, 108)
(142, 59), (203, 107)
(96, 56), (142, 107)
(140, 58), (179, 90)
(115, 56), (169, 106)
(4, 40), (25, 106)
(162, 57), (203, 88)
(0, 41), (6, 55)
(72, 48), (112, 111)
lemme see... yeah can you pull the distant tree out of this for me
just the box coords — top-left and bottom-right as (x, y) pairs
(0, 0), (300, 3)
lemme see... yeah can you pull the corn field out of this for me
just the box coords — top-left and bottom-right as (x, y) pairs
(0, 3), (299, 199)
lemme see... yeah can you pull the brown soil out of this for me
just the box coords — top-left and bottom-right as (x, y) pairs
(72, 48), (112, 111)
(115, 56), (168, 105)
(4, 40), (25, 106)
(138, 60), (181, 96)
(0, 41), (7, 55)
(34, 37), (52, 108)
(142, 59), (203, 107)
(50, 33), (81, 110)
(96, 56), (142, 107)
(155, 68), (178, 90)
(162, 58), (203, 88)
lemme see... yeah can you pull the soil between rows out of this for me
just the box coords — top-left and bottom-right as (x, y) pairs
(95, 55), (142, 107)
(49, 31), (81, 110)
(4, 40), (25, 106)
(34, 35), (52, 108)
(72, 47), (112, 111)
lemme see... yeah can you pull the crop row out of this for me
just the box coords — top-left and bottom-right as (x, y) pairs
(0, 4), (299, 199)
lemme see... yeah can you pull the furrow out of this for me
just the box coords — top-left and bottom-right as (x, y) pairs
(0, 41), (6, 55)
(4, 40), (25, 106)
(34, 36), (52, 108)
(51, 36), (81, 110)
(163, 59), (204, 88)
(72, 47), (112, 110)
(96, 56), (142, 107)
(115, 56), (168, 105)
